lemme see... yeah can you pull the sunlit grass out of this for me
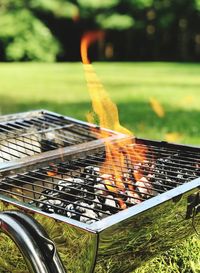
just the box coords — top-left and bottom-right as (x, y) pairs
(0, 62), (199, 144)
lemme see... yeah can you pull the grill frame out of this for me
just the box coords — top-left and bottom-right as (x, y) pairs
(0, 137), (199, 233)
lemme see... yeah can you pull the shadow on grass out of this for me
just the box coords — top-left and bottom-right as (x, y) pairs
(0, 95), (199, 142)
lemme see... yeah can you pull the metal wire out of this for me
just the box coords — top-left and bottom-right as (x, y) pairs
(0, 112), (101, 162)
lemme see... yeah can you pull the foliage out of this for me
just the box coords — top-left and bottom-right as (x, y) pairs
(77, 0), (120, 9)
(130, 0), (154, 8)
(1, 0), (200, 61)
(96, 14), (134, 30)
(29, 0), (79, 18)
(0, 9), (59, 61)
(195, 0), (200, 10)
(0, 0), (65, 61)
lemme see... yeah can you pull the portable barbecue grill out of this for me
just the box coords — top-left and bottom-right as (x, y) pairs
(0, 110), (199, 273)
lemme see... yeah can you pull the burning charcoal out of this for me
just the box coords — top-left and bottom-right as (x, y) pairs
(134, 163), (142, 171)
(79, 208), (98, 223)
(39, 199), (62, 213)
(41, 189), (58, 198)
(75, 206), (86, 213)
(84, 166), (100, 175)
(95, 183), (106, 203)
(95, 183), (106, 193)
(104, 195), (116, 208)
(49, 199), (63, 206)
(75, 202), (89, 213)
(177, 174), (183, 180)
(66, 204), (77, 218)
(154, 179), (166, 192)
(79, 215), (90, 223)
(126, 191), (141, 205)
(147, 173), (154, 180)
(98, 211), (111, 219)
(91, 197), (102, 210)
(100, 174), (112, 180)
(95, 183), (106, 197)
(117, 198), (127, 209)
(95, 176), (102, 184)
(56, 178), (74, 191)
(72, 178), (85, 191)
(135, 177), (152, 197)
(82, 166), (101, 185)
(123, 169), (135, 183)
(56, 178), (84, 196)
(73, 178), (84, 185)
(101, 174), (116, 192)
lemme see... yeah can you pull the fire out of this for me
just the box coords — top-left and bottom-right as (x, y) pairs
(47, 163), (58, 177)
(149, 97), (165, 118)
(81, 31), (148, 209)
(165, 132), (183, 142)
(81, 32), (132, 136)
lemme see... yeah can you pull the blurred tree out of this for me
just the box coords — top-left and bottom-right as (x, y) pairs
(0, 0), (200, 61)
(0, 0), (78, 61)
(77, 0), (134, 30)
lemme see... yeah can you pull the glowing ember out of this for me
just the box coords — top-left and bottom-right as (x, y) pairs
(81, 31), (149, 208)
(47, 163), (58, 177)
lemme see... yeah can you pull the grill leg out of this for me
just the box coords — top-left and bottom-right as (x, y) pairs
(0, 211), (66, 273)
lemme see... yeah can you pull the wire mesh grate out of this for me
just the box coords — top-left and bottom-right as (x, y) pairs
(0, 111), (109, 163)
(0, 139), (199, 224)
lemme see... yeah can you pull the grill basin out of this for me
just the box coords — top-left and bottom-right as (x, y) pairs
(0, 111), (199, 273)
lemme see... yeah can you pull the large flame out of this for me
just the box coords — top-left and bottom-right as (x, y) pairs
(81, 31), (148, 209)
(81, 31), (132, 136)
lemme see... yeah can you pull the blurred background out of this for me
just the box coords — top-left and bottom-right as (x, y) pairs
(0, 1), (200, 273)
(1, 0), (200, 62)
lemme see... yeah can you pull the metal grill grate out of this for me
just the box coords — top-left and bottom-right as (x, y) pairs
(0, 110), (112, 163)
(0, 139), (199, 224)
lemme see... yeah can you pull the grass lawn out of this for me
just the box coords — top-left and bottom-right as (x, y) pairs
(0, 62), (199, 272)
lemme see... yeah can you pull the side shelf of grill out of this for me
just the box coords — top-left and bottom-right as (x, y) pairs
(0, 109), (119, 166)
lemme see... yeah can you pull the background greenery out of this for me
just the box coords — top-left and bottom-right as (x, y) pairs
(1, 0), (200, 61)
(0, 62), (199, 272)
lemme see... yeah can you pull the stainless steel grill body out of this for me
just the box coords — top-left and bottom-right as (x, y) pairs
(0, 111), (199, 273)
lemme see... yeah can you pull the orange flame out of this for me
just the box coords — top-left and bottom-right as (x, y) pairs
(149, 97), (165, 118)
(47, 163), (58, 177)
(81, 31), (104, 64)
(81, 31), (148, 209)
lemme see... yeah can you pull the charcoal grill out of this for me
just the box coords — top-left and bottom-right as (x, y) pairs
(0, 110), (199, 273)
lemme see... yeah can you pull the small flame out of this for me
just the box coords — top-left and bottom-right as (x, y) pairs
(81, 31), (148, 208)
(81, 31), (132, 136)
(149, 97), (165, 118)
(47, 163), (58, 177)
(81, 31), (104, 64)
(165, 132), (183, 142)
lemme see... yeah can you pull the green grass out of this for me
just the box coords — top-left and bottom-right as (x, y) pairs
(0, 62), (200, 144)
(0, 62), (199, 272)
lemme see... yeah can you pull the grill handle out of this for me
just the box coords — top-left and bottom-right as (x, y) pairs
(0, 211), (66, 273)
